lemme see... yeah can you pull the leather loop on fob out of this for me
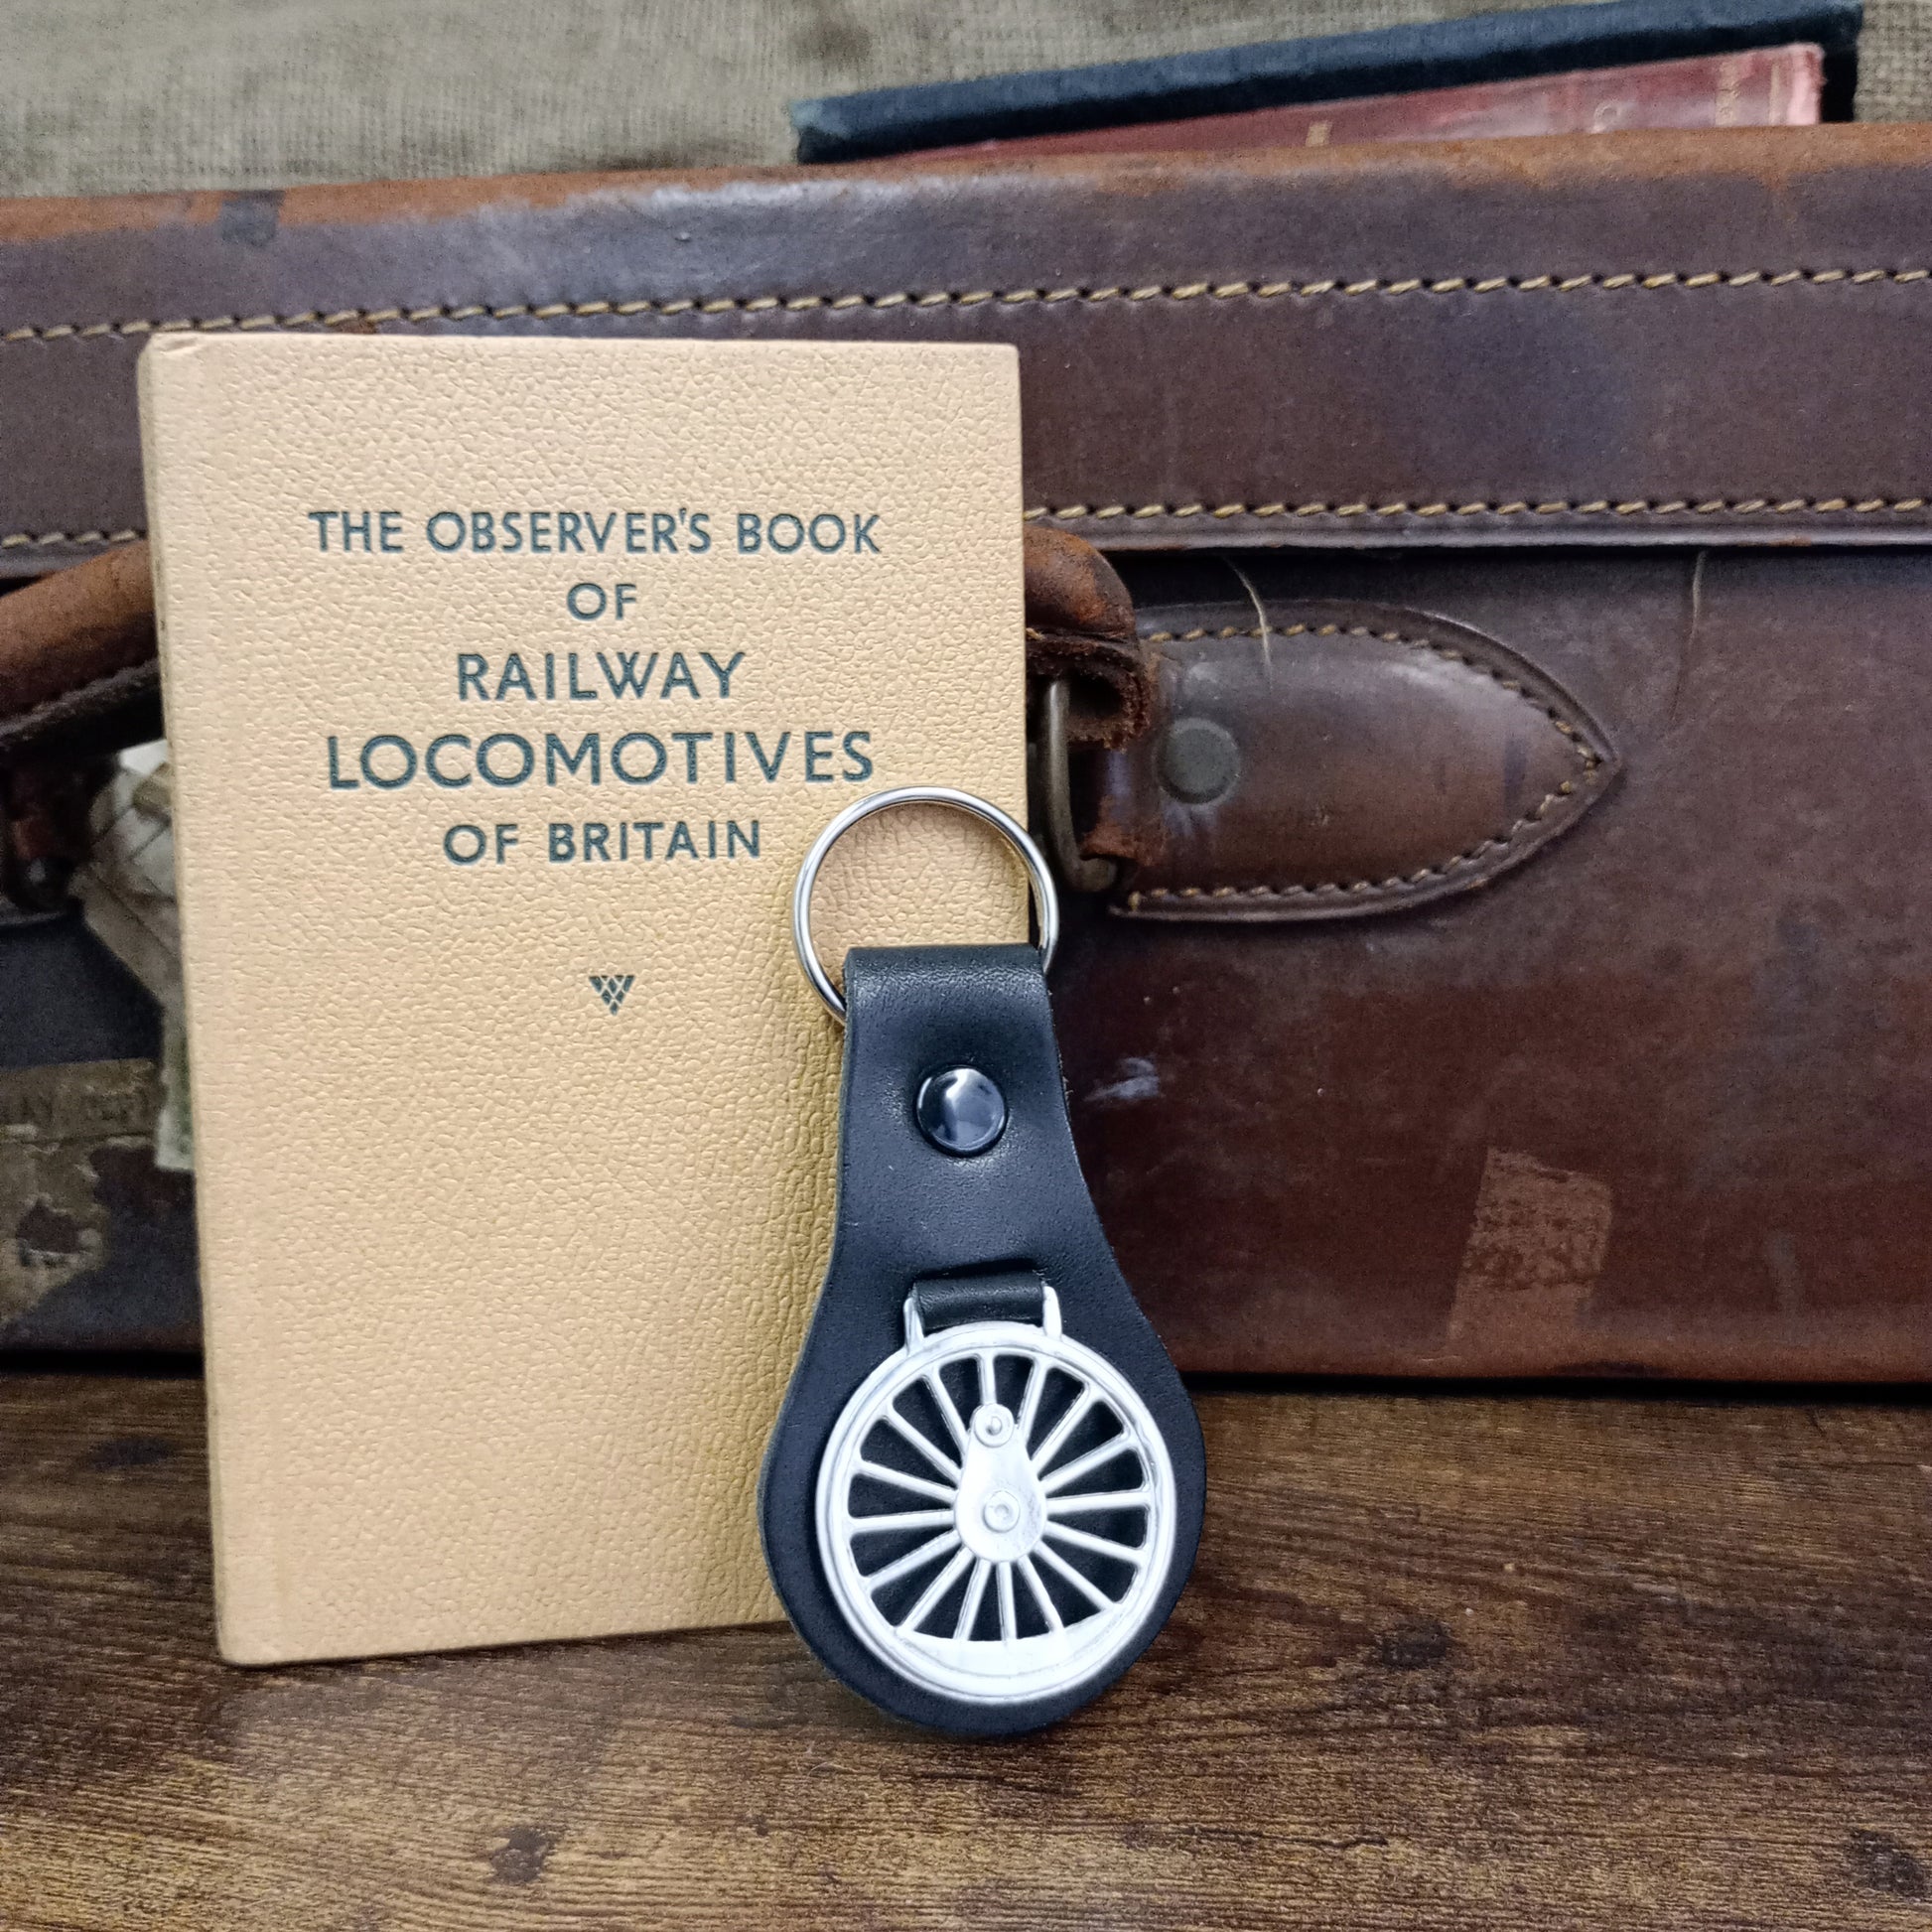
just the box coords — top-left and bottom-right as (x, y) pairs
(759, 944), (1204, 1736)
(911, 1273), (1047, 1334)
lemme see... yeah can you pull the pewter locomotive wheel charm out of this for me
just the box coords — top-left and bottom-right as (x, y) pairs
(759, 788), (1205, 1735)
(818, 1285), (1178, 1707)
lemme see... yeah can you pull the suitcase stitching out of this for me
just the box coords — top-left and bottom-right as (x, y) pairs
(8, 489), (1929, 553)
(6, 264), (1929, 546)
(3, 264), (1927, 345)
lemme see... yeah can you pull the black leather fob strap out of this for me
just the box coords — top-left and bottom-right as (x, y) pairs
(758, 943), (1205, 1734)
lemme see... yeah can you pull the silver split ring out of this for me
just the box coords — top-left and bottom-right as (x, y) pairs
(792, 785), (1060, 1022)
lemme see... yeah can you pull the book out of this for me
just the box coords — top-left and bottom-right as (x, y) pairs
(789, 0), (1859, 162)
(913, 44), (1822, 161)
(140, 335), (1027, 1663)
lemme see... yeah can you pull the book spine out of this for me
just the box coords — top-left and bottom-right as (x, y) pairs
(912, 44), (1824, 161)
(788, 0), (1860, 160)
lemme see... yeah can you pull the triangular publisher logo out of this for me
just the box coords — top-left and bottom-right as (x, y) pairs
(589, 974), (634, 1015)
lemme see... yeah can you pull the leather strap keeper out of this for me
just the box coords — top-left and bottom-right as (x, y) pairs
(0, 526), (1145, 762)
(910, 1272), (1050, 1334)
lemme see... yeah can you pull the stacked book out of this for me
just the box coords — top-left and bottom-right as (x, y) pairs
(791, 0), (1860, 164)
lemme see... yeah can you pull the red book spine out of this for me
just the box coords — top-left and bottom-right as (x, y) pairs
(918, 43), (1824, 161)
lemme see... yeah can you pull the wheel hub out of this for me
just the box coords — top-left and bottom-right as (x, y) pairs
(955, 1405), (1045, 1562)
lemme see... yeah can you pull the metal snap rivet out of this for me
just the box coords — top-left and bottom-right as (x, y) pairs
(1159, 716), (1241, 804)
(916, 1066), (1007, 1156)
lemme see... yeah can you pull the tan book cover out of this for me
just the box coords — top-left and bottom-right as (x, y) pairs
(140, 334), (1026, 1664)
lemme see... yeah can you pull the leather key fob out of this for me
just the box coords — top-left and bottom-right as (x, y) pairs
(759, 939), (1205, 1735)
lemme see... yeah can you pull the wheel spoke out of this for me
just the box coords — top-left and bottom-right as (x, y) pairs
(954, 1558), (992, 1640)
(977, 1349), (997, 1410)
(881, 1406), (961, 1482)
(854, 1459), (955, 1505)
(846, 1508), (955, 1534)
(1034, 1539), (1114, 1610)
(863, 1529), (960, 1589)
(924, 1369), (971, 1453)
(1039, 1433), (1139, 1495)
(1016, 1357), (1047, 1448)
(1042, 1520), (1149, 1565)
(996, 1561), (1018, 1642)
(1018, 1554), (1063, 1631)
(1031, 1386), (1100, 1474)
(1045, 1488), (1150, 1515)
(898, 1545), (975, 1634)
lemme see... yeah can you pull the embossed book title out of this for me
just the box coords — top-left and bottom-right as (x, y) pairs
(311, 502), (885, 872)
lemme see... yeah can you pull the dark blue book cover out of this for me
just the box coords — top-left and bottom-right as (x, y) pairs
(790, 0), (1861, 164)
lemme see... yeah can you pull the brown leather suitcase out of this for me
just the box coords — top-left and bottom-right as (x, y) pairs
(6, 125), (1932, 1377)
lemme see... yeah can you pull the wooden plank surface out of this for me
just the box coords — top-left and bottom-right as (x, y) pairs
(2, 1373), (1930, 1930)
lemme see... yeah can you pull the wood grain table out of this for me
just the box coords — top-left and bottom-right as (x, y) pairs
(3, 1372), (1930, 1930)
